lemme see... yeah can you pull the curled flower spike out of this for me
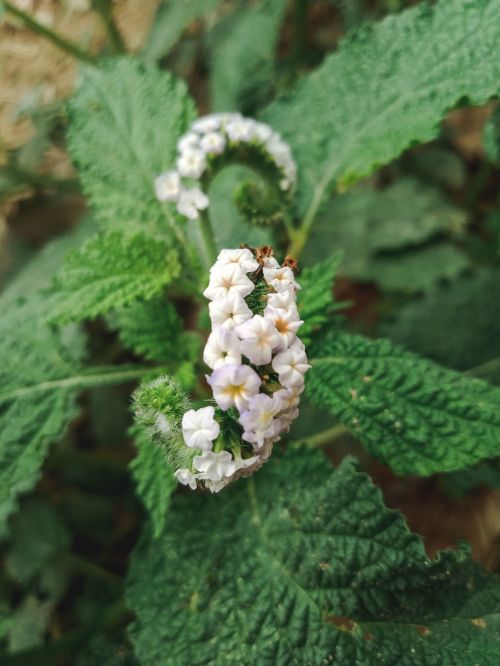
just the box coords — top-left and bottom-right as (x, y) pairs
(173, 246), (310, 493)
(153, 113), (297, 220)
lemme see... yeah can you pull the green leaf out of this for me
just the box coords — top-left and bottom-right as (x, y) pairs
(129, 426), (177, 539)
(49, 231), (181, 324)
(307, 332), (500, 475)
(67, 57), (196, 235)
(109, 296), (200, 364)
(127, 448), (500, 665)
(303, 178), (469, 291)
(298, 253), (342, 345)
(5, 498), (70, 585)
(381, 269), (500, 371)
(209, 0), (287, 113)
(264, 0), (500, 222)
(142, 0), (222, 64)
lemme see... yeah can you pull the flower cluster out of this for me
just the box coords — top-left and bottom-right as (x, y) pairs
(154, 113), (297, 220)
(174, 247), (310, 493)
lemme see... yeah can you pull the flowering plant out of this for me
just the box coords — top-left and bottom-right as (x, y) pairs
(1, 0), (500, 664)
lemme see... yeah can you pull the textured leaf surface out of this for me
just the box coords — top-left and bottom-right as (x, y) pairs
(264, 0), (500, 218)
(381, 269), (500, 370)
(109, 296), (200, 364)
(307, 332), (500, 475)
(49, 231), (181, 324)
(209, 0), (287, 112)
(129, 427), (177, 539)
(298, 254), (342, 344)
(302, 178), (468, 291)
(142, 0), (221, 63)
(128, 449), (500, 665)
(67, 57), (196, 234)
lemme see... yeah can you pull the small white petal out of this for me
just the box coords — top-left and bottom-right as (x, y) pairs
(154, 171), (182, 202)
(203, 328), (242, 370)
(208, 293), (252, 330)
(207, 364), (261, 412)
(272, 347), (311, 389)
(182, 406), (220, 450)
(193, 450), (237, 482)
(236, 315), (282, 365)
(174, 468), (198, 490)
(176, 147), (206, 179)
(203, 264), (255, 301)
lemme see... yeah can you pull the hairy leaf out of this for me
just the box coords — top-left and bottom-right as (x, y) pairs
(264, 0), (500, 221)
(142, 0), (222, 63)
(307, 332), (500, 475)
(67, 57), (196, 235)
(49, 231), (181, 324)
(129, 426), (177, 539)
(128, 449), (500, 664)
(109, 296), (200, 364)
(298, 253), (342, 344)
(209, 0), (287, 113)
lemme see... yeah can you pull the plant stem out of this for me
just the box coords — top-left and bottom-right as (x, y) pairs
(292, 0), (307, 66)
(2, 1), (97, 64)
(91, 0), (126, 54)
(290, 423), (349, 448)
(0, 363), (165, 402)
(198, 209), (218, 267)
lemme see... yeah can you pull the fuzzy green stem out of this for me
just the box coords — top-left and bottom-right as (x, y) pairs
(290, 423), (349, 448)
(91, 0), (126, 53)
(2, 1), (97, 64)
(198, 209), (218, 267)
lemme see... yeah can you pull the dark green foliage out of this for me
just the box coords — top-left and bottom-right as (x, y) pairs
(127, 448), (500, 665)
(307, 332), (500, 475)
(303, 178), (468, 291)
(381, 269), (500, 371)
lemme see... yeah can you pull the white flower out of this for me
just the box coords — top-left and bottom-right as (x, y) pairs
(192, 116), (221, 133)
(226, 118), (257, 143)
(177, 147), (206, 179)
(207, 364), (261, 412)
(154, 170), (182, 202)
(178, 132), (200, 152)
(182, 406), (220, 450)
(193, 450), (237, 481)
(203, 328), (241, 370)
(176, 187), (209, 220)
(267, 289), (297, 311)
(273, 386), (303, 412)
(277, 406), (300, 433)
(264, 305), (303, 349)
(200, 131), (226, 155)
(208, 293), (252, 330)
(289, 336), (305, 352)
(174, 468), (198, 490)
(203, 264), (255, 301)
(239, 393), (282, 448)
(253, 122), (273, 143)
(272, 347), (311, 389)
(212, 248), (259, 273)
(236, 315), (282, 365)
(263, 266), (300, 292)
(262, 255), (280, 269)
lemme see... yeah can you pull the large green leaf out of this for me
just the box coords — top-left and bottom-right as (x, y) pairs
(48, 230), (181, 324)
(209, 0), (287, 113)
(67, 57), (196, 236)
(264, 0), (500, 225)
(307, 332), (500, 475)
(129, 427), (177, 539)
(127, 448), (500, 665)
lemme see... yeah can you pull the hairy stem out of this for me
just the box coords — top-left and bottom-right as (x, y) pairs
(0, 363), (165, 402)
(91, 0), (126, 53)
(198, 209), (218, 267)
(2, 1), (97, 64)
(290, 423), (349, 448)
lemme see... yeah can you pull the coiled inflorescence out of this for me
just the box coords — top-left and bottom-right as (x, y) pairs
(174, 246), (310, 493)
(154, 113), (297, 221)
